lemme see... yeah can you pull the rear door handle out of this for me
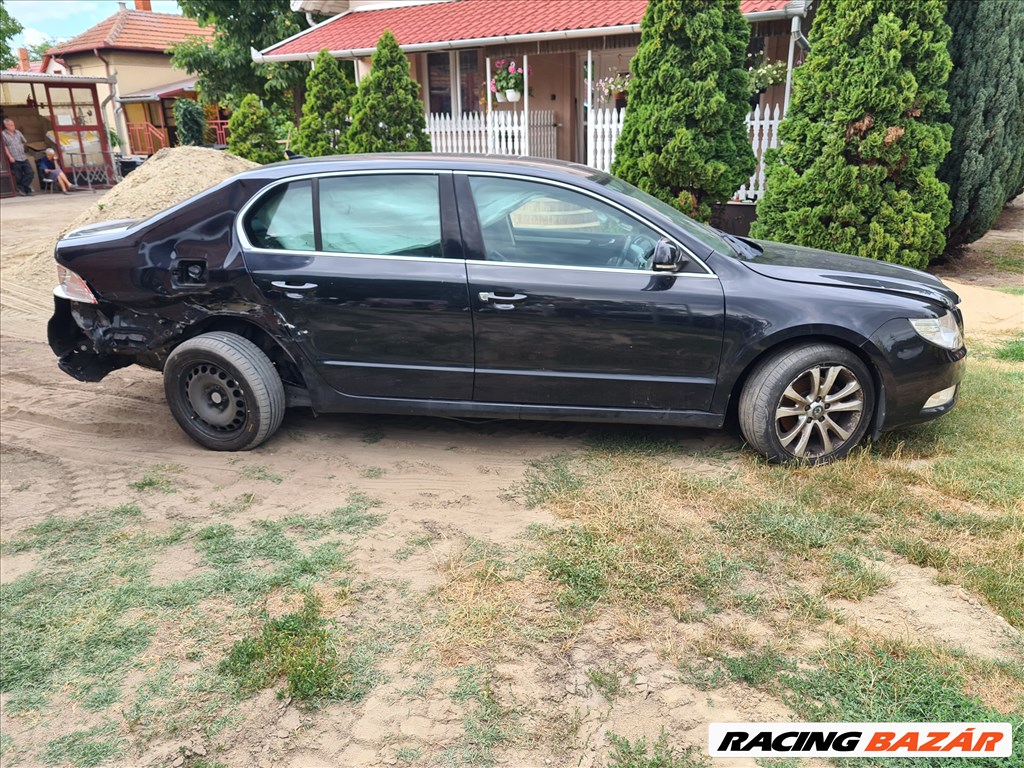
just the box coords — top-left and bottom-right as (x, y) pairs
(478, 292), (527, 310)
(271, 281), (318, 291)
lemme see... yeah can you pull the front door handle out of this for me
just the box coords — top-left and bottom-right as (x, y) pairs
(478, 291), (527, 310)
(271, 281), (318, 291)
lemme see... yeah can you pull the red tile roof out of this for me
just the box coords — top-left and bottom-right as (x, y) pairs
(49, 10), (215, 56)
(265, 0), (792, 58)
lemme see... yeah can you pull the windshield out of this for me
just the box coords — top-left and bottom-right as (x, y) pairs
(602, 176), (735, 256)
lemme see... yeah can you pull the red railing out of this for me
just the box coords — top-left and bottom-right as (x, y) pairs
(208, 119), (230, 145)
(126, 121), (169, 155)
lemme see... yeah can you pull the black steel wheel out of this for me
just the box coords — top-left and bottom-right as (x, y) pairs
(739, 343), (875, 464)
(163, 332), (285, 451)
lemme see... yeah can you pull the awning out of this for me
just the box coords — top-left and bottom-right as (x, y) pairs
(0, 72), (114, 85)
(117, 76), (198, 103)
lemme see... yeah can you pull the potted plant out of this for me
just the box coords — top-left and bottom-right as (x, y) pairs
(746, 52), (788, 108)
(490, 59), (531, 102)
(595, 68), (632, 109)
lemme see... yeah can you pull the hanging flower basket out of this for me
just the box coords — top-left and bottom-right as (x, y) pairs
(494, 90), (507, 103)
(505, 89), (522, 102)
(488, 59), (531, 105)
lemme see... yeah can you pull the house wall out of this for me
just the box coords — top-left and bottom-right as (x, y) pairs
(60, 50), (190, 152)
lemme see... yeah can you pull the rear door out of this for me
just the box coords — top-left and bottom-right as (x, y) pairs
(241, 171), (474, 400)
(458, 173), (725, 411)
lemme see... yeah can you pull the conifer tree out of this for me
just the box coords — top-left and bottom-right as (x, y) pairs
(751, 0), (953, 269)
(227, 94), (282, 164)
(173, 98), (206, 146)
(345, 31), (431, 153)
(293, 49), (355, 157)
(611, 0), (755, 222)
(939, 0), (1024, 247)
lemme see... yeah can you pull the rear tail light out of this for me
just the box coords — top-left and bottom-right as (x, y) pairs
(55, 265), (98, 304)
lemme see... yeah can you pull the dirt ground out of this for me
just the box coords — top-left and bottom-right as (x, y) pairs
(0, 182), (1020, 767)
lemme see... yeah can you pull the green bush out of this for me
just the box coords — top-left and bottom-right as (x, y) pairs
(611, 0), (755, 222)
(939, 0), (1024, 247)
(751, 0), (953, 269)
(227, 94), (282, 165)
(173, 98), (206, 147)
(345, 30), (431, 154)
(293, 49), (355, 157)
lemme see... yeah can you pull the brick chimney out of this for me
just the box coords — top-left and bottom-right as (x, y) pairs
(135, 0), (152, 10)
(17, 47), (31, 71)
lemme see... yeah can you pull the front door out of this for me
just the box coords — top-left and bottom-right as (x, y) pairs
(242, 172), (474, 401)
(458, 174), (724, 411)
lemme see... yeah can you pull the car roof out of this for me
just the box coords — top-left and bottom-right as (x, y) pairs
(236, 153), (611, 184)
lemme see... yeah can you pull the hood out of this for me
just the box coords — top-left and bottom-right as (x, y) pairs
(741, 240), (960, 308)
(61, 218), (143, 241)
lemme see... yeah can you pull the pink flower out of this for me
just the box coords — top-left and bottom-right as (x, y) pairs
(495, 59), (506, 68)
(490, 80), (497, 92)
(517, 67), (523, 74)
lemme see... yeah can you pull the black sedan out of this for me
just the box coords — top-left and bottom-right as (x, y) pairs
(48, 155), (966, 463)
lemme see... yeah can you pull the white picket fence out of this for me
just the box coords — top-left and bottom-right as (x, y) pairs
(427, 110), (557, 158)
(736, 103), (783, 202)
(427, 103), (782, 201)
(584, 102), (783, 201)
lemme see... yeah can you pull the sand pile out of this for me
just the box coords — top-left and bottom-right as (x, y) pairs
(9, 148), (259, 291)
(65, 146), (259, 234)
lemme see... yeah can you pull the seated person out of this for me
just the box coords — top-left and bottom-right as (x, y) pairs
(38, 148), (76, 194)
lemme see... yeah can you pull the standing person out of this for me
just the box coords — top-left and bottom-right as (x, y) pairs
(2, 118), (35, 196)
(39, 148), (76, 194)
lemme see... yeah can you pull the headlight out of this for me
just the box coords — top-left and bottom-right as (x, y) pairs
(909, 311), (963, 350)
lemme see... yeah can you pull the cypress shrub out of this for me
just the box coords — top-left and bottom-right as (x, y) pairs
(346, 31), (431, 153)
(751, 0), (953, 269)
(227, 94), (282, 165)
(939, 0), (1024, 247)
(173, 98), (206, 146)
(293, 49), (356, 157)
(611, 0), (755, 222)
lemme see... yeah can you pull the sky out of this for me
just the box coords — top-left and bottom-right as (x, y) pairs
(6, 0), (183, 54)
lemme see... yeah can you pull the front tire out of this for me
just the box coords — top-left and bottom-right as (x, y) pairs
(739, 343), (874, 464)
(163, 332), (285, 451)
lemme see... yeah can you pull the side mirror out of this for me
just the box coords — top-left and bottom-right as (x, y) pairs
(652, 239), (688, 271)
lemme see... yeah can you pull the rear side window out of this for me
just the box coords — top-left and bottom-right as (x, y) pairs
(245, 180), (314, 251)
(320, 175), (442, 257)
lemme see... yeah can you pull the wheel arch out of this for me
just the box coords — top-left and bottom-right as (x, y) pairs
(724, 332), (886, 434)
(176, 316), (310, 394)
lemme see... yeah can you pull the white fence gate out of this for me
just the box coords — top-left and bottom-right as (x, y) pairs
(427, 110), (557, 158)
(585, 103), (783, 201)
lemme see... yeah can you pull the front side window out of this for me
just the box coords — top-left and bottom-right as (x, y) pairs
(245, 180), (315, 251)
(468, 176), (661, 270)
(319, 175), (442, 258)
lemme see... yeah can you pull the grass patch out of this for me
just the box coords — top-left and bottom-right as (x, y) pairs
(210, 492), (257, 516)
(993, 285), (1024, 295)
(362, 466), (386, 478)
(282, 492), (385, 538)
(394, 532), (438, 562)
(607, 729), (708, 768)
(585, 666), (624, 699)
(822, 551), (891, 600)
(220, 593), (365, 701)
(995, 335), (1024, 362)
(984, 242), (1024, 274)
(782, 638), (1024, 767)
(42, 724), (123, 767)
(443, 666), (516, 767)
(128, 463), (182, 493)
(241, 465), (283, 484)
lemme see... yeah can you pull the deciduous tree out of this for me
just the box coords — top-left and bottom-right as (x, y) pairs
(0, 5), (24, 71)
(172, 0), (307, 111)
(751, 0), (953, 269)
(611, 0), (755, 222)
(345, 31), (431, 154)
(173, 99), (206, 146)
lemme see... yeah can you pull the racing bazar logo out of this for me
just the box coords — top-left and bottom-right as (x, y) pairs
(708, 722), (1012, 757)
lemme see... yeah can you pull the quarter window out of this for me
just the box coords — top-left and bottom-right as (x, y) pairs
(468, 176), (661, 270)
(319, 175), (442, 258)
(245, 180), (315, 251)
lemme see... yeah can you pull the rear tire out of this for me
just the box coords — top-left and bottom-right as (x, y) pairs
(739, 343), (874, 464)
(163, 332), (285, 451)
